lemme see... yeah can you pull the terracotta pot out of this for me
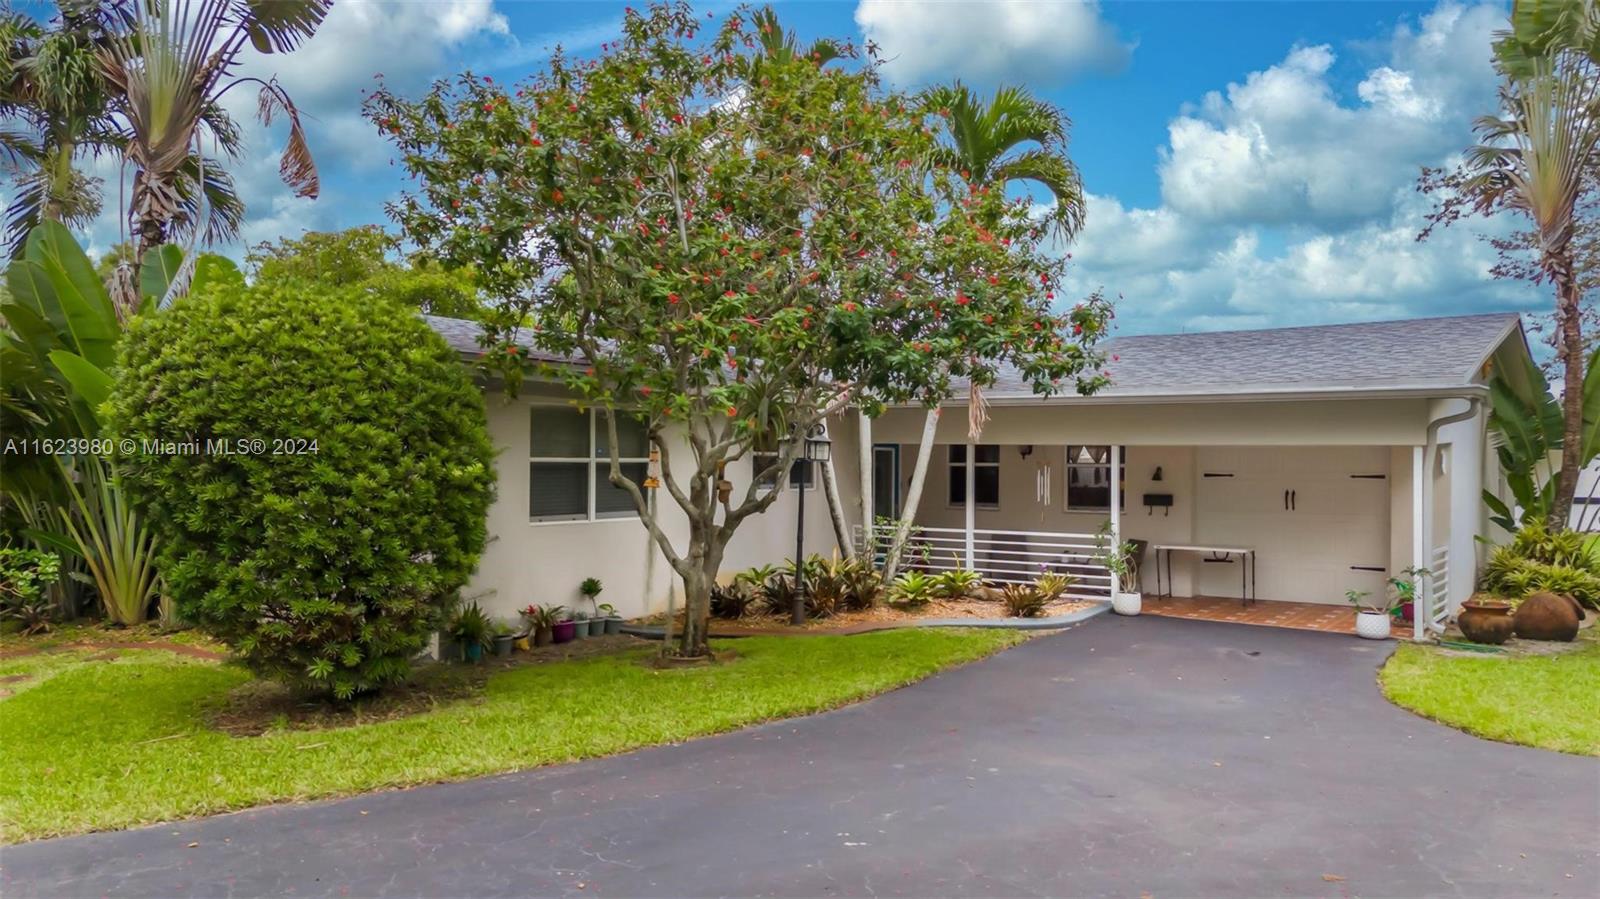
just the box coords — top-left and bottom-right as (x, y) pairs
(1457, 598), (1514, 645)
(1513, 591), (1580, 642)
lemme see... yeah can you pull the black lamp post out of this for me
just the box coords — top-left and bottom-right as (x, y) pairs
(792, 424), (832, 626)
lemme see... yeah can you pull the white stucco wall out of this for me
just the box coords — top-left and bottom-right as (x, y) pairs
(466, 387), (846, 626)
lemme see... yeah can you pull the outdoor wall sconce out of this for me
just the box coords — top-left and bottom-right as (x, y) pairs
(1152, 466), (1163, 482)
(1019, 445), (1034, 459)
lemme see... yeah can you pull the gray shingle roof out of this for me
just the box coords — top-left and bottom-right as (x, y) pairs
(973, 312), (1523, 401)
(422, 314), (572, 364)
(424, 311), (1524, 401)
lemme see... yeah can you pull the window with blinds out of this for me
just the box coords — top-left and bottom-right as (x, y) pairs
(530, 407), (650, 521)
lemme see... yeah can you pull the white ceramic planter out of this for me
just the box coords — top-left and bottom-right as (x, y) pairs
(1355, 610), (1391, 640)
(1112, 591), (1142, 616)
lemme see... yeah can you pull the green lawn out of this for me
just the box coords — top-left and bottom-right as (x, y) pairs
(1379, 628), (1599, 756)
(0, 629), (1023, 843)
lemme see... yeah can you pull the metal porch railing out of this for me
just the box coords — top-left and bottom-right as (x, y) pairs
(856, 523), (1111, 600)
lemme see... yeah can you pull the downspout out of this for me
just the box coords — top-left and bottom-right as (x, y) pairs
(1419, 395), (1483, 638)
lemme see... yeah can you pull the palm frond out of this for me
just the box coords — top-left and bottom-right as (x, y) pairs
(992, 148), (1086, 238)
(256, 77), (318, 199)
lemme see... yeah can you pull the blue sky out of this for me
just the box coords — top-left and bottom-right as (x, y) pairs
(55, 0), (1539, 338)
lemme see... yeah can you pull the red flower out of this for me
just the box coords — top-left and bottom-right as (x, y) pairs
(724, 290), (737, 298)
(988, 275), (999, 285)
(529, 137), (543, 147)
(551, 188), (564, 204)
(983, 314), (994, 325)
(567, 103), (578, 112)
(1073, 323), (1083, 335)
(842, 302), (857, 312)
(640, 386), (653, 396)
(955, 293), (970, 306)
(668, 293), (680, 304)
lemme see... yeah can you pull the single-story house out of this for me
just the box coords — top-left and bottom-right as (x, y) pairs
(426, 311), (1533, 640)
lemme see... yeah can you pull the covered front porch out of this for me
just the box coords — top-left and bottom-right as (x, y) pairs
(850, 398), (1478, 638)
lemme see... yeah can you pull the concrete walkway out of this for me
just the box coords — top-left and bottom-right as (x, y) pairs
(5, 615), (1596, 897)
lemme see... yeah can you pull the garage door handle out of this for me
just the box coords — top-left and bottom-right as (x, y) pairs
(1283, 489), (1289, 510)
(1291, 489), (1296, 511)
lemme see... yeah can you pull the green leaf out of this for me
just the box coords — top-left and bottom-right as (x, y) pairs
(139, 245), (186, 304)
(47, 350), (114, 425)
(13, 223), (118, 369)
(192, 254), (245, 296)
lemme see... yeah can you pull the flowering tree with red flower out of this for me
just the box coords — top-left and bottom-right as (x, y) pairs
(365, 2), (1111, 656)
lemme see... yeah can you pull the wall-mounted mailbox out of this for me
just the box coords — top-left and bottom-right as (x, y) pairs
(1143, 493), (1174, 516)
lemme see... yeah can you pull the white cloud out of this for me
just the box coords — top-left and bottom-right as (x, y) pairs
(1063, 3), (1544, 337)
(855, 0), (1132, 86)
(1157, 2), (1503, 227)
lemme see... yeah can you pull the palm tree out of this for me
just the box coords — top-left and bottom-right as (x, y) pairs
(1, 2), (249, 260)
(0, 3), (122, 255)
(881, 83), (1088, 579)
(1462, 0), (1600, 530)
(751, 7), (842, 68)
(921, 82), (1087, 240)
(99, 0), (329, 312)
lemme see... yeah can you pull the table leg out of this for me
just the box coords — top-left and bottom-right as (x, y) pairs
(1240, 552), (1247, 608)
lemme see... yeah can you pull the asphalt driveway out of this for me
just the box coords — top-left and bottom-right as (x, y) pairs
(4, 615), (1597, 898)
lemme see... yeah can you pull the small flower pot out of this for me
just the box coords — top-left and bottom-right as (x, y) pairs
(1355, 610), (1391, 640)
(533, 626), (553, 647)
(1112, 591), (1142, 616)
(437, 636), (458, 661)
(552, 620), (577, 644)
(492, 634), (514, 657)
(571, 618), (590, 640)
(604, 615), (623, 635)
(463, 642), (484, 663)
(587, 617), (605, 637)
(1397, 601), (1415, 623)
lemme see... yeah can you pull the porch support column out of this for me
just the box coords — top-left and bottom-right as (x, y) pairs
(858, 411), (873, 553)
(964, 439), (976, 570)
(1110, 444), (1122, 597)
(1413, 445), (1426, 642)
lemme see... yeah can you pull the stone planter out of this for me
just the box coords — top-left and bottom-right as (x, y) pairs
(1112, 591), (1142, 616)
(1457, 598), (1514, 645)
(1512, 592), (1579, 642)
(1355, 610), (1391, 640)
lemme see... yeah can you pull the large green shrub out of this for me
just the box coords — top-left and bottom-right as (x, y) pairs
(109, 281), (496, 698)
(1480, 523), (1600, 610)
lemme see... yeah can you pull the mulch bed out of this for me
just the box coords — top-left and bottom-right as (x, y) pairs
(637, 596), (1097, 636)
(210, 634), (652, 736)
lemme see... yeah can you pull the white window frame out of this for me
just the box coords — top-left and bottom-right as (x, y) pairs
(751, 450), (813, 495)
(947, 444), (1000, 509)
(1063, 444), (1125, 513)
(529, 405), (650, 524)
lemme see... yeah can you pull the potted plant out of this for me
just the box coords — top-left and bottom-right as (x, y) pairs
(1388, 566), (1430, 623)
(1345, 589), (1393, 640)
(1457, 594), (1515, 645)
(571, 609), (590, 640)
(523, 603), (558, 647)
(598, 602), (623, 635)
(552, 608), (577, 644)
(1101, 539), (1141, 616)
(448, 602), (493, 662)
(491, 622), (515, 657)
(580, 578), (606, 635)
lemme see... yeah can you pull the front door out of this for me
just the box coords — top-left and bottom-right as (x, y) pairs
(872, 444), (901, 521)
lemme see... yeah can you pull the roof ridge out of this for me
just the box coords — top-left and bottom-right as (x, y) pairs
(1105, 311), (1522, 344)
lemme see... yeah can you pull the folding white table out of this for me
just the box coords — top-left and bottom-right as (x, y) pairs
(1151, 543), (1257, 606)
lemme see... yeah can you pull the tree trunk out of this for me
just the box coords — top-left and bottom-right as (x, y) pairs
(677, 564), (712, 657)
(820, 456), (854, 558)
(1549, 268), (1585, 532)
(882, 407), (940, 580)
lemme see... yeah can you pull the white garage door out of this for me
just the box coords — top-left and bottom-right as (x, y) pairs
(1194, 447), (1391, 605)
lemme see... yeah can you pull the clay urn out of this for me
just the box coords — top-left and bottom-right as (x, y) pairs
(1457, 595), (1515, 645)
(1512, 591), (1580, 642)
